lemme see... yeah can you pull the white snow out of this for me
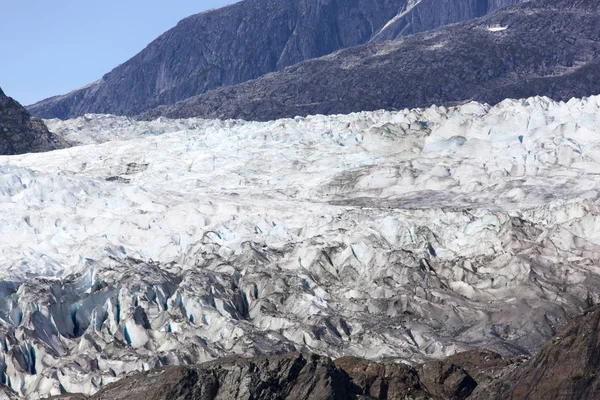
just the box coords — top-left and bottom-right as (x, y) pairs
(487, 25), (508, 32)
(370, 0), (422, 41)
(2, 94), (600, 397)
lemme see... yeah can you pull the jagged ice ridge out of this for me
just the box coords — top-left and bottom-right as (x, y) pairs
(1, 95), (600, 397)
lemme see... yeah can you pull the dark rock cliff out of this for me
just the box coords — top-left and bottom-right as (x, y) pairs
(28, 0), (520, 120)
(89, 353), (356, 400)
(371, 0), (520, 41)
(506, 305), (600, 400)
(470, 305), (600, 399)
(143, 0), (600, 122)
(0, 87), (65, 155)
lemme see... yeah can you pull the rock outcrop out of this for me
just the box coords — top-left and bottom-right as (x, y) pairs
(0, 87), (65, 155)
(371, 0), (519, 42)
(334, 357), (430, 399)
(27, 0), (521, 120)
(58, 351), (489, 399)
(54, 350), (517, 399)
(143, 0), (600, 121)
(88, 352), (354, 400)
(503, 305), (600, 399)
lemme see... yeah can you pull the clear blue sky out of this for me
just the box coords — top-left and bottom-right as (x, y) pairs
(0, 1), (236, 105)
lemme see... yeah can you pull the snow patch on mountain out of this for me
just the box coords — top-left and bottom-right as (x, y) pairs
(1, 95), (600, 397)
(487, 25), (508, 32)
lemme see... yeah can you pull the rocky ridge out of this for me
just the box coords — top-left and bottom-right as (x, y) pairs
(371, 0), (520, 42)
(144, 0), (600, 121)
(27, 0), (521, 120)
(496, 305), (600, 399)
(78, 350), (499, 400)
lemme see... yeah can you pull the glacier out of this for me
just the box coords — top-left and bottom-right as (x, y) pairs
(1, 95), (600, 397)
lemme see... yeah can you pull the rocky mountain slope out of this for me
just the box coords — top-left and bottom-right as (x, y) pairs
(466, 305), (600, 399)
(500, 305), (600, 399)
(144, 0), (600, 121)
(371, 0), (519, 42)
(3, 94), (600, 398)
(0, 87), (65, 155)
(27, 0), (521, 120)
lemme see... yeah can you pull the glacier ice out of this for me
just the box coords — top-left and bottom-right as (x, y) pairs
(1, 95), (600, 397)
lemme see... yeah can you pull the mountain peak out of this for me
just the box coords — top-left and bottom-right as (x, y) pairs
(28, 0), (521, 120)
(141, 0), (600, 121)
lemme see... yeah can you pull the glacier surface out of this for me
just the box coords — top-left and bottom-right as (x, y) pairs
(2, 96), (600, 397)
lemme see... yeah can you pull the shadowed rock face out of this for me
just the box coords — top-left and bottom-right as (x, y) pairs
(334, 357), (430, 399)
(461, 306), (600, 399)
(27, 0), (521, 120)
(53, 349), (515, 400)
(334, 355), (493, 399)
(503, 305), (600, 400)
(0, 87), (65, 155)
(88, 353), (355, 400)
(64, 351), (479, 400)
(28, 0), (404, 119)
(143, 0), (600, 122)
(371, 0), (519, 41)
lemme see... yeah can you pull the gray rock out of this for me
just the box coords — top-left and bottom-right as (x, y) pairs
(0, 87), (66, 155)
(505, 305), (600, 400)
(334, 356), (431, 399)
(67, 350), (516, 399)
(27, 0), (520, 120)
(465, 306), (600, 399)
(142, 0), (600, 122)
(89, 352), (355, 400)
(371, 0), (519, 42)
(419, 359), (478, 399)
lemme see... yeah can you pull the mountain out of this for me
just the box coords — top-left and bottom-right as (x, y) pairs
(6, 93), (600, 398)
(88, 353), (357, 400)
(0, 87), (65, 155)
(27, 0), (521, 120)
(144, 0), (600, 121)
(371, 0), (520, 41)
